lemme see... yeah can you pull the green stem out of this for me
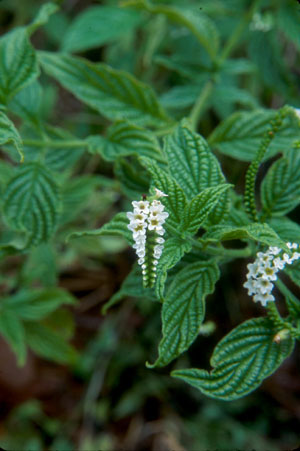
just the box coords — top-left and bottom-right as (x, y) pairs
(23, 139), (85, 149)
(218, 0), (260, 64)
(267, 301), (300, 339)
(189, 80), (214, 131)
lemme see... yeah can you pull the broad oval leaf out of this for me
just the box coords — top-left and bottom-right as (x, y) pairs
(0, 28), (39, 103)
(261, 148), (300, 216)
(172, 317), (294, 400)
(0, 308), (26, 366)
(208, 109), (299, 162)
(87, 120), (164, 162)
(62, 5), (141, 53)
(148, 260), (220, 368)
(39, 52), (170, 127)
(181, 184), (232, 234)
(2, 162), (60, 247)
(0, 112), (24, 161)
(155, 237), (192, 299)
(163, 121), (229, 225)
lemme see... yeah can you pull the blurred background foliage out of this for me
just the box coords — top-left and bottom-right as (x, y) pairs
(0, 0), (299, 449)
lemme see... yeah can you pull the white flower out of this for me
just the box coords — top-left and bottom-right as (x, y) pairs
(132, 200), (150, 214)
(154, 188), (168, 198)
(244, 241), (300, 307)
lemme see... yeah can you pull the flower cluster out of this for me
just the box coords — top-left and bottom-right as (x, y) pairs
(244, 243), (300, 306)
(127, 190), (169, 287)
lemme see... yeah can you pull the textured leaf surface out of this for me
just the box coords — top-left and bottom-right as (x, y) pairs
(62, 5), (141, 53)
(87, 121), (163, 162)
(261, 148), (300, 216)
(0, 112), (24, 161)
(268, 217), (300, 243)
(203, 222), (288, 250)
(2, 162), (60, 247)
(140, 157), (187, 230)
(0, 309), (26, 365)
(208, 109), (299, 161)
(155, 237), (192, 299)
(0, 28), (39, 103)
(3, 288), (75, 321)
(124, 0), (219, 59)
(163, 121), (229, 224)
(69, 212), (133, 245)
(172, 318), (294, 400)
(149, 261), (220, 367)
(181, 184), (232, 234)
(39, 52), (169, 127)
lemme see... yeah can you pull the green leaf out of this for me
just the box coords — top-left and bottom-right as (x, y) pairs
(68, 212), (133, 245)
(261, 148), (300, 216)
(284, 289), (300, 319)
(208, 109), (299, 162)
(203, 222), (288, 251)
(39, 52), (170, 127)
(163, 121), (229, 224)
(102, 264), (155, 314)
(268, 217), (300, 243)
(0, 308), (26, 366)
(277, 3), (300, 51)
(181, 184), (232, 234)
(123, 0), (219, 60)
(61, 5), (141, 53)
(0, 28), (39, 103)
(27, 2), (59, 35)
(2, 162), (60, 247)
(8, 81), (42, 122)
(172, 318), (295, 400)
(140, 157), (187, 229)
(148, 260), (220, 368)
(3, 288), (75, 321)
(24, 322), (77, 364)
(87, 121), (164, 162)
(155, 237), (192, 299)
(0, 112), (24, 161)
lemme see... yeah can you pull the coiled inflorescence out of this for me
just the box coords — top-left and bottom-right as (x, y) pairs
(244, 243), (300, 306)
(127, 189), (169, 288)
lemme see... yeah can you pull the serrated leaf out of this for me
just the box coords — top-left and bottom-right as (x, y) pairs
(39, 52), (170, 127)
(0, 308), (26, 366)
(163, 121), (229, 224)
(2, 162), (60, 247)
(155, 237), (192, 299)
(69, 212), (133, 245)
(181, 184), (232, 234)
(140, 157), (187, 229)
(261, 148), (300, 216)
(62, 5), (141, 53)
(123, 0), (219, 59)
(87, 121), (164, 162)
(0, 28), (39, 103)
(203, 222), (288, 251)
(3, 288), (75, 321)
(172, 318), (294, 400)
(27, 2), (59, 35)
(208, 109), (299, 161)
(102, 264), (155, 314)
(0, 112), (24, 161)
(24, 322), (78, 364)
(149, 260), (220, 368)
